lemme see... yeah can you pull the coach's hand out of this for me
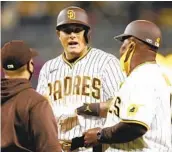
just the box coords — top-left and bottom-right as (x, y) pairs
(83, 127), (101, 147)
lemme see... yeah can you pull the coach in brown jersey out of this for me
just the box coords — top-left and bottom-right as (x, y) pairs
(1, 40), (62, 152)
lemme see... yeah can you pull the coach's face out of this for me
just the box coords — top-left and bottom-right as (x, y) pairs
(120, 37), (134, 57)
(57, 24), (87, 60)
(119, 37), (136, 75)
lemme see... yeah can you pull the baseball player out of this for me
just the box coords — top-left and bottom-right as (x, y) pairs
(82, 20), (172, 151)
(36, 6), (125, 152)
(1, 41), (61, 152)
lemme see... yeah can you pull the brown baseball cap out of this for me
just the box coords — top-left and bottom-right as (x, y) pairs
(114, 20), (162, 48)
(1, 40), (38, 70)
(56, 6), (90, 30)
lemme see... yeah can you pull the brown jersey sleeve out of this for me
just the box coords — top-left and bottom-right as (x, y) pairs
(30, 100), (61, 152)
(99, 122), (147, 144)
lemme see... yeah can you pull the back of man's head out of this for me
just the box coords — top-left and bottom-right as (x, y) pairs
(1, 40), (38, 79)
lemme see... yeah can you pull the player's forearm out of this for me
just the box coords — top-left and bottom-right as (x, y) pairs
(77, 100), (111, 118)
(99, 122), (147, 144)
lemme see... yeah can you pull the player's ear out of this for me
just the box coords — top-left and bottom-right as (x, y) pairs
(56, 30), (60, 37)
(87, 29), (91, 44)
(57, 31), (63, 42)
(56, 30), (62, 42)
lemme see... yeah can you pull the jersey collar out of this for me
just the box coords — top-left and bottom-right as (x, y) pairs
(129, 61), (156, 76)
(62, 46), (91, 68)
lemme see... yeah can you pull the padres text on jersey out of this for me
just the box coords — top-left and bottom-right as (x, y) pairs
(37, 47), (125, 143)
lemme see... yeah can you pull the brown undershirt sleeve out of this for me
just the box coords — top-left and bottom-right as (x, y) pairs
(99, 122), (147, 144)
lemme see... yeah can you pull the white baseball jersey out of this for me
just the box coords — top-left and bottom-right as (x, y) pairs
(103, 63), (172, 152)
(36, 47), (125, 152)
(170, 88), (172, 145)
(156, 64), (172, 145)
(171, 94), (172, 146)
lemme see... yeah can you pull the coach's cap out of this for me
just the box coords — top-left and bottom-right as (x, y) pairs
(1, 40), (38, 70)
(114, 20), (162, 48)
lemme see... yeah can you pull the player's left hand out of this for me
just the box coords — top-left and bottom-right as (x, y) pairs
(83, 127), (101, 147)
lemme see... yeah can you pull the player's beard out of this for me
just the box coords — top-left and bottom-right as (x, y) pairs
(120, 41), (136, 76)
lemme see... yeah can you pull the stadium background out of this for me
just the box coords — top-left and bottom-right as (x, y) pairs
(1, 1), (172, 88)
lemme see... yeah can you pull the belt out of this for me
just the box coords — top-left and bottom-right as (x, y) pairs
(59, 140), (71, 152)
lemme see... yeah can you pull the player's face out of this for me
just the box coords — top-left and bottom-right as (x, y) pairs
(58, 24), (87, 59)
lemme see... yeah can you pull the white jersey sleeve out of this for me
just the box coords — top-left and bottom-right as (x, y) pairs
(119, 65), (167, 129)
(104, 63), (171, 152)
(36, 63), (48, 95)
(102, 57), (125, 101)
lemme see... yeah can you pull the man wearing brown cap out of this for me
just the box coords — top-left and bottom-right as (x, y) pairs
(77, 20), (171, 151)
(1, 40), (62, 152)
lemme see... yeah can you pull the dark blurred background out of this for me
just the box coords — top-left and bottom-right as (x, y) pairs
(1, 1), (172, 88)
